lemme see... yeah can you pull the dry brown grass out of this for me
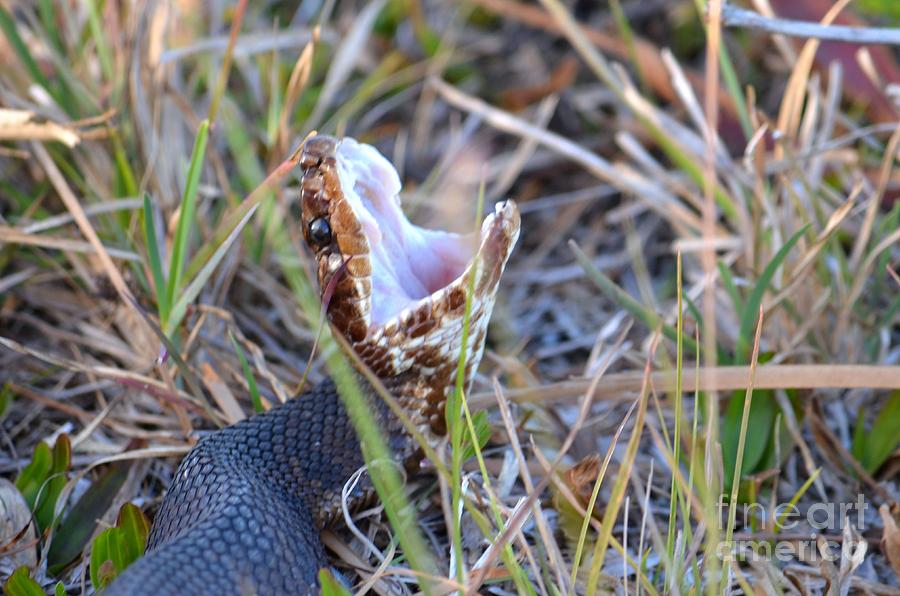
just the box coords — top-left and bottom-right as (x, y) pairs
(0, 1), (899, 594)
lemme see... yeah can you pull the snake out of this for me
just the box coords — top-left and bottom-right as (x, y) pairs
(106, 135), (520, 594)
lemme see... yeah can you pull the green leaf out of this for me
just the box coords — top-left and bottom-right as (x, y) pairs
(720, 226), (808, 489)
(717, 260), (743, 319)
(115, 503), (150, 566)
(3, 567), (45, 596)
(14, 443), (51, 507)
(48, 459), (133, 574)
(166, 119), (210, 315)
(15, 435), (70, 533)
(0, 7), (54, 103)
(460, 410), (491, 461)
(734, 225), (809, 363)
(855, 391), (900, 473)
(53, 582), (65, 596)
(721, 389), (777, 487)
(90, 530), (115, 591)
(722, 351), (781, 488)
(318, 569), (351, 596)
(571, 241), (733, 361)
(89, 504), (149, 591)
(142, 192), (169, 323)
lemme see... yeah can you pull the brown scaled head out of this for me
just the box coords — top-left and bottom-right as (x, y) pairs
(297, 134), (520, 435)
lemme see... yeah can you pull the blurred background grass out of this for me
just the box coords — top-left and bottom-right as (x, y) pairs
(0, 0), (899, 593)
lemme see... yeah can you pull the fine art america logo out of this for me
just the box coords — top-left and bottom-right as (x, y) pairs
(716, 494), (869, 562)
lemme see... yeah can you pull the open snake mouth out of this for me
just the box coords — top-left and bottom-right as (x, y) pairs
(332, 139), (477, 325)
(299, 135), (519, 343)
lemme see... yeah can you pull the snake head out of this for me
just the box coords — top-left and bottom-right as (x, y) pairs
(298, 135), (519, 434)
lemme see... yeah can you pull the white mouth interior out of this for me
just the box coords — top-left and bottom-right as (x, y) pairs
(335, 139), (476, 326)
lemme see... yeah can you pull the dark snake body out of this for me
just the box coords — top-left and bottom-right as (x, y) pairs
(107, 378), (404, 594)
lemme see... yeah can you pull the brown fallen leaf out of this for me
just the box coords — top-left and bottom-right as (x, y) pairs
(553, 454), (609, 551)
(565, 454), (603, 511)
(201, 362), (246, 425)
(499, 54), (580, 111)
(113, 302), (161, 367)
(879, 503), (900, 578)
(0, 478), (38, 574)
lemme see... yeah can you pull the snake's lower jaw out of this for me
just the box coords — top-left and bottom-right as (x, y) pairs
(477, 199), (521, 291)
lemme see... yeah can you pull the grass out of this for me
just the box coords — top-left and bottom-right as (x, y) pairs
(1, 1), (899, 594)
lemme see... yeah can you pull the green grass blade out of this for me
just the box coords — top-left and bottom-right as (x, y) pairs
(85, 0), (114, 82)
(857, 391), (900, 473)
(230, 333), (265, 413)
(735, 225), (810, 362)
(666, 252), (685, 564)
(220, 101), (275, 262)
(111, 130), (139, 199)
(318, 570), (352, 596)
(571, 399), (640, 587)
(0, 6), (54, 98)
(206, 0), (247, 124)
(446, 180), (486, 586)
(717, 259), (743, 319)
(142, 193), (169, 323)
(774, 468), (821, 532)
(166, 119), (210, 316)
(608, 0), (646, 93)
(692, 0), (754, 138)
(570, 241), (702, 357)
(585, 370), (650, 594)
(166, 202), (258, 335)
(37, 0), (63, 54)
(720, 306), (764, 592)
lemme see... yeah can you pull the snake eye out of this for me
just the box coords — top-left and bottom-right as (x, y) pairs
(308, 217), (332, 246)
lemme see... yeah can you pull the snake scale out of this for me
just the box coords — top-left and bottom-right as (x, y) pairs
(107, 135), (520, 594)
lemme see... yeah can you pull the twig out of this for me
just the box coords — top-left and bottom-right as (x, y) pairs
(722, 2), (900, 45)
(469, 364), (900, 410)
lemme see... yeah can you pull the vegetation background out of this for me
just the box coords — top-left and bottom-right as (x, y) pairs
(0, 0), (898, 593)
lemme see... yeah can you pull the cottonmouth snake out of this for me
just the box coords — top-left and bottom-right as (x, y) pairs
(107, 135), (520, 594)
